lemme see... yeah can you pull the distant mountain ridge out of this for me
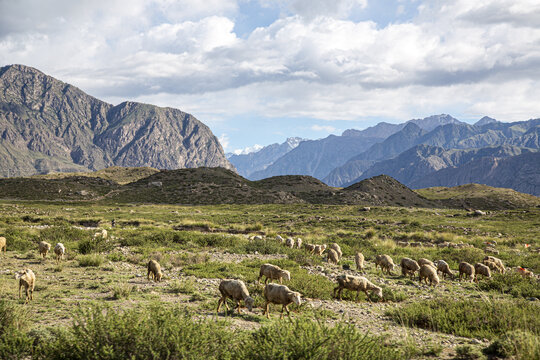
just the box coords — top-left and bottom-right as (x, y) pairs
(0, 64), (233, 176)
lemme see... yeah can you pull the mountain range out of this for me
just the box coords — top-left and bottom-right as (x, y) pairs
(0, 64), (232, 176)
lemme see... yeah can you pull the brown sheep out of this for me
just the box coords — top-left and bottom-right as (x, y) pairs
(217, 279), (254, 314)
(263, 283), (302, 319)
(54, 243), (65, 263)
(434, 260), (454, 280)
(38, 241), (51, 259)
(0, 236), (6, 255)
(285, 237), (295, 248)
(258, 263), (291, 284)
(375, 254), (395, 275)
(400, 258), (420, 279)
(329, 243), (342, 258)
(417, 258), (435, 268)
(458, 262), (475, 282)
(304, 243), (315, 254)
(15, 269), (35, 304)
(483, 259), (504, 274)
(355, 252), (365, 274)
(147, 260), (163, 282)
(327, 248), (339, 265)
(333, 274), (383, 302)
(483, 256), (505, 274)
(314, 244), (327, 256)
(474, 263), (491, 282)
(419, 264), (439, 286)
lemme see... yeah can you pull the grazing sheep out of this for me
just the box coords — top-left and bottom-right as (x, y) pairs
(329, 243), (342, 258)
(483, 256), (505, 274)
(54, 243), (65, 263)
(333, 274), (383, 302)
(276, 235), (284, 243)
(417, 258), (435, 268)
(286, 237), (295, 248)
(419, 264), (440, 286)
(217, 279), (254, 314)
(483, 259), (504, 274)
(400, 258), (420, 279)
(424, 243), (435, 248)
(94, 229), (108, 239)
(516, 267), (534, 278)
(355, 252), (365, 274)
(296, 238), (302, 249)
(474, 263), (491, 282)
(147, 260), (163, 282)
(38, 241), (51, 259)
(15, 269), (35, 304)
(396, 241), (408, 247)
(304, 243), (315, 254)
(484, 247), (499, 255)
(410, 242), (422, 247)
(437, 242), (450, 248)
(434, 260), (454, 280)
(458, 262), (475, 282)
(0, 236), (6, 255)
(327, 249), (339, 265)
(375, 254), (395, 275)
(258, 263), (291, 284)
(263, 283), (302, 319)
(314, 244), (327, 256)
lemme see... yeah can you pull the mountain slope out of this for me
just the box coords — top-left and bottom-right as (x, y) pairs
(0, 64), (232, 176)
(228, 137), (304, 178)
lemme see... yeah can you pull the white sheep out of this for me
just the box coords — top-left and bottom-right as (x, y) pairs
(15, 269), (35, 304)
(296, 238), (302, 249)
(419, 264), (439, 286)
(417, 258), (435, 268)
(375, 254), (395, 275)
(276, 235), (284, 243)
(434, 260), (454, 280)
(327, 249), (339, 265)
(94, 229), (108, 239)
(286, 237), (295, 248)
(458, 262), (475, 282)
(147, 260), (163, 282)
(258, 263), (291, 284)
(217, 279), (254, 314)
(474, 263), (491, 281)
(263, 283), (302, 319)
(329, 243), (342, 258)
(355, 252), (365, 274)
(400, 258), (420, 279)
(0, 236), (6, 255)
(54, 243), (65, 263)
(333, 274), (383, 302)
(38, 241), (51, 259)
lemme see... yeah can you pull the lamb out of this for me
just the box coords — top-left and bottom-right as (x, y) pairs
(147, 260), (163, 282)
(15, 269), (35, 304)
(483, 259), (504, 274)
(258, 263), (291, 284)
(400, 257), (420, 279)
(474, 263), (491, 281)
(263, 283), (302, 319)
(375, 254), (395, 275)
(38, 241), (51, 259)
(327, 249), (339, 265)
(0, 236), (6, 255)
(333, 274), (383, 302)
(355, 252), (365, 274)
(434, 260), (454, 280)
(458, 262), (475, 282)
(314, 244), (327, 256)
(417, 258), (435, 268)
(329, 243), (342, 258)
(419, 264), (439, 286)
(54, 243), (65, 263)
(286, 237), (295, 248)
(483, 256), (505, 274)
(217, 279), (254, 314)
(296, 238), (302, 249)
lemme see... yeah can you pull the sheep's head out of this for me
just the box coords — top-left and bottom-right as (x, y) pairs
(373, 286), (383, 301)
(156, 272), (163, 282)
(244, 296), (254, 311)
(281, 270), (291, 282)
(291, 292), (302, 306)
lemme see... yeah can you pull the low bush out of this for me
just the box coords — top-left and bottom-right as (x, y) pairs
(478, 273), (540, 299)
(0, 301), (32, 359)
(77, 254), (104, 267)
(484, 330), (540, 360)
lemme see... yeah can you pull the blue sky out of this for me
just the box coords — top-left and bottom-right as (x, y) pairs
(1, 0), (540, 154)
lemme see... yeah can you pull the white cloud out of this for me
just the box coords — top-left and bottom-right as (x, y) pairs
(232, 144), (264, 155)
(218, 133), (230, 151)
(311, 125), (337, 132)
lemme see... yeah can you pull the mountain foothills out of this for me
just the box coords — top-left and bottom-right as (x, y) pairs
(0, 65), (233, 176)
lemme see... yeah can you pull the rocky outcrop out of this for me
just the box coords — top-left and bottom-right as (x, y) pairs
(0, 64), (233, 176)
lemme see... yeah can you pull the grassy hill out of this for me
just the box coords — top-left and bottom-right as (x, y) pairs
(33, 166), (159, 185)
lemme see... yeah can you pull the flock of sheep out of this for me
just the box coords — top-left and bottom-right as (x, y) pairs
(1, 229), (535, 319)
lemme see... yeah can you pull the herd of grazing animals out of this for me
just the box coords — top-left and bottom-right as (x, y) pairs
(1, 229), (535, 322)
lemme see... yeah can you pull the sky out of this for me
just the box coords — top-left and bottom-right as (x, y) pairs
(1, 0), (540, 154)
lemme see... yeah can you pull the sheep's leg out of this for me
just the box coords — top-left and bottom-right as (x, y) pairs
(284, 305), (291, 318)
(279, 277), (282, 284)
(217, 298), (223, 312)
(30, 286), (33, 301)
(333, 285), (339, 298)
(364, 290), (372, 303)
(236, 300), (242, 314)
(18, 282), (22, 299)
(25, 287), (29, 304)
(280, 305), (285, 319)
(338, 288), (343, 300)
(147, 269), (151, 281)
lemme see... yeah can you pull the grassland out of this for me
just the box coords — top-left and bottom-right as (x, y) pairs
(0, 201), (539, 359)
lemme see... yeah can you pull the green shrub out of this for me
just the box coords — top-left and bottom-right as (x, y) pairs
(110, 283), (134, 300)
(77, 254), (104, 267)
(387, 299), (539, 339)
(454, 345), (484, 360)
(168, 277), (196, 295)
(484, 330), (540, 360)
(478, 273), (540, 299)
(0, 301), (32, 358)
